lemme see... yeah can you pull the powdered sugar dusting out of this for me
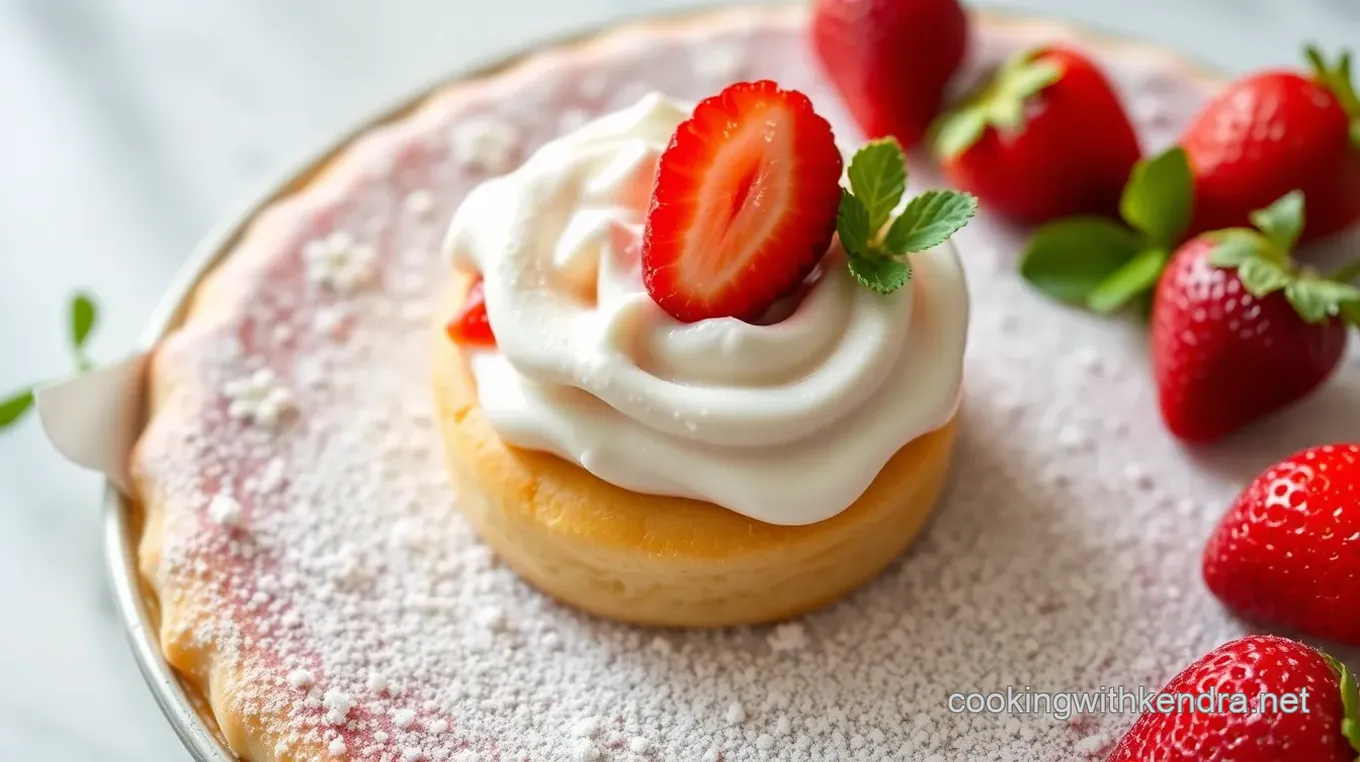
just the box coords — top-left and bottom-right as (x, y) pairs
(206, 492), (244, 528)
(130, 8), (1360, 762)
(449, 116), (520, 175)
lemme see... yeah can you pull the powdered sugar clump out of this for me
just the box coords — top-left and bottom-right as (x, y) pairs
(304, 231), (377, 295)
(767, 622), (808, 653)
(205, 493), (244, 528)
(222, 368), (294, 430)
(450, 117), (520, 174)
(130, 10), (1360, 762)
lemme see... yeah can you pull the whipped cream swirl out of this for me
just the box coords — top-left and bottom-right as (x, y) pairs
(444, 94), (967, 525)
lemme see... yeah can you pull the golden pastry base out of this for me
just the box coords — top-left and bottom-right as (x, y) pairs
(433, 272), (958, 627)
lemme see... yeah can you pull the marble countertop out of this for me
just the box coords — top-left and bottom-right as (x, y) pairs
(1, 1), (1356, 759)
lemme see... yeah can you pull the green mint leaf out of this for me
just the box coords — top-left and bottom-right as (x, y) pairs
(1248, 190), (1305, 254)
(1120, 147), (1194, 246)
(0, 389), (35, 429)
(1284, 276), (1360, 323)
(70, 292), (97, 370)
(883, 191), (978, 254)
(847, 139), (907, 233)
(846, 251), (911, 294)
(837, 189), (873, 259)
(1207, 228), (1270, 268)
(1087, 247), (1169, 314)
(1019, 217), (1145, 305)
(1236, 257), (1293, 297)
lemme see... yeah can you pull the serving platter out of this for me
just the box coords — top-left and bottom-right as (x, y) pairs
(100, 5), (1229, 760)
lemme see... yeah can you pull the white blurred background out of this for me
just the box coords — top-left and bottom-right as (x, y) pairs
(1, 1), (1357, 759)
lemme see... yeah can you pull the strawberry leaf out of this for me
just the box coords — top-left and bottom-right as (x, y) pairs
(1284, 276), (1360, 323)
(837, 190), (872, 259)
(0, 389), (35, 429)
(1120, 147), (1193, 247)
(932, 109), (988, 163)
(1248, 190), (1305, 255)
(883, 191), (978, 254)
(1237, 257), (1293, 297)
(1019, 217), (1145, 305)
(1320, 651), (1360, 755)
(1333, 258), (1360, 284)
(1207, 228), (1270, 268)
(847, 138), (907, 233)
(1088, 247), (1169, 314)
(1306, 45), (1360, 119)
(1305, 45), (1360, 149)
(1001, 58), (1064, 105)
(847, 251), (911, 294)
(931, 50), (1061, 161)
(1344, 300), (1360, 329)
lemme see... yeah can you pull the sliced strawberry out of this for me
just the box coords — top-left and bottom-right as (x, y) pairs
(642, 80), (844, 323)
(445, 276), (495, 347)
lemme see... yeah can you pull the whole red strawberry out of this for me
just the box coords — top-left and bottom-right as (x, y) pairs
(1151, 191), (1356, 443)
(1204, 443), (1360, 645)
(1183, 46), (1360, 242)
(932, 46), (1142, 224)
(811, 0), (968, 149)
(1106, 635), (1360, 761)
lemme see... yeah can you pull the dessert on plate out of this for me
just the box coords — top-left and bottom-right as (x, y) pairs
(122, 3), (1360, 761)
(434, 82), (973, 627)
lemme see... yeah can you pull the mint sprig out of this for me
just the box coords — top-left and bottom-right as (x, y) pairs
(0, 292), (99, 431)
(837, 138), (978, 294)
(1020, 146), (1193, 313)
(1206, 191), (1360, 326)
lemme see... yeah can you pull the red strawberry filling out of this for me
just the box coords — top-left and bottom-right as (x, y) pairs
(445, 276), (495, 347)
(642, 80), (844, 323)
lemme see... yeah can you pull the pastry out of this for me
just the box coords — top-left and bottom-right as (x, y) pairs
(433, 89), (968, 627)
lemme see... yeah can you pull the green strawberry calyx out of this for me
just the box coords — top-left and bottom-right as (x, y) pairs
(1018, 146), (1193, 313)
(1320, 651), (1360, 756)
(0, 292), (99, 432)
(1207, 190), (1360, 328)
(932, 48), (1064, 161)
(1305, 45), (1360, 150)
(836, 138), (978, 294)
